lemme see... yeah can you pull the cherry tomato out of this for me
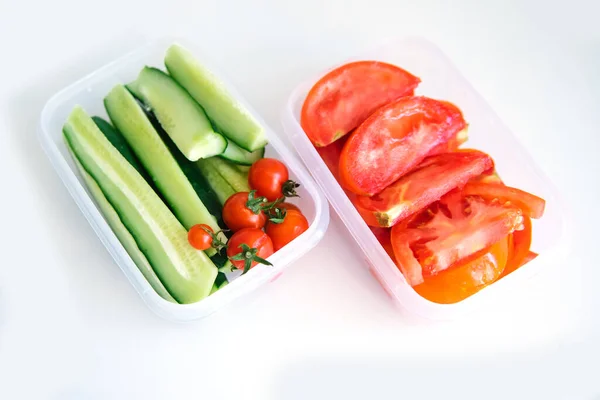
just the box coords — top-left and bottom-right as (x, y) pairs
(227, 228), (274, 271)
(222, 192), (267, 232)
(301, 61), (420, 147)
(413, 237), (509, 304)
(391, 190), (523, 286)
(249, 158), (295, 202)
(462, 181), (546, 219)
(187, 224), (214, 250)
(278, 202), (301, 213)
(266, 209), (309, 251)
(339, 96), (468, 196)
(356, 150), (493, 227)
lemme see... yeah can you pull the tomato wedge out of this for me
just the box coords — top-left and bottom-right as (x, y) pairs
(315, 135), (350, 182)
(339, 96), (468, 196)
(356, 150), (493, 227)
(370, 227), (395, 260)
(462, 182), (545, 219)
(429, 128), (469, 154)
(413, 237), (509, 304)
(501, 216), (533, 277)
(301, 61), (420, 147)
(390, 191), (523, 286)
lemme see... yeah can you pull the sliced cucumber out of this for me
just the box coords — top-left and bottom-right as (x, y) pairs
(127, 67), (227, 161)
(165, 44), (268, 152)
(203, 156), (251, 193)
(67, 142), (176, 303)
(196, 158), (236, 205)
(104, 85), (222, 248)
(219, 138), (265, 165)
(64, 106), (217, 304)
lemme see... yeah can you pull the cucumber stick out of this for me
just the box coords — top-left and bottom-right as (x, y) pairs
(219, 138), (265, 166)
(165, 44), (268, 152)
(127, 67), (226, 161)
(203, 156), (251, 193)
(67, 142), (176, 303)
(63, 106), (217, 304)
(195, 158), (236, 205)
(104, 85), (222, 250)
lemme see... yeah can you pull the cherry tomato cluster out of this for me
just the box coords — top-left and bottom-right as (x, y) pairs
(303, 61), (545, 304)
(187, 158), (309, 274)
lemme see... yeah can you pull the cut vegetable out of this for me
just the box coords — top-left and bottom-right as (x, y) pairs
(165, 44), (267, 151)
(301, 61), (421, 146)
(356, 151), (493, 227)
(127, 67), (226, 161)
(219, 137), (265, 165)
(64, 106), (217, 303)
(104, 85), (222, 243)
(200, 156), (251, 193)
(339, 96), (468, 196)
(67, 141), (176, 303)
(196, 158), (237, 205)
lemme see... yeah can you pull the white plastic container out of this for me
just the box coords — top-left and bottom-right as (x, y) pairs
(282, 37), (572, 320)
(39, 38), (329, 322)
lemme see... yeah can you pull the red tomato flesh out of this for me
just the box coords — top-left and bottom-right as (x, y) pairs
(414, 237), (509, 304)
(356, 150), (493, 227)
(462, 182), (546, 219)
(301, 61), (420, 147)
(391, 191), (523, 286)
(429, 126), (469, 154)
(339, 96), (468, 196)
(501, 216), (533, 277)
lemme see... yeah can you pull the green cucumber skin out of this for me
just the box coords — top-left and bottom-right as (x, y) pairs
(196, 158), (236, 205)
(127, 67), (227, 161)
(164, 44), (268, 152)
(203, 156), (251, 193)
(64, 106), (217, 304)
(219, 138), (265, 166)
(67, 141), (177, 303)
(104, 85), (222, 237)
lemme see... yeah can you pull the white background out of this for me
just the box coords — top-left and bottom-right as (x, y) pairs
(0, 0), (598, 399)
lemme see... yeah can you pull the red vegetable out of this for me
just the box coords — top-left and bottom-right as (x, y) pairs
(249, 158), (299, 202)
(222, 191), (267, 232)
(356, 150), (493, 227)
(301, 61), (420, 147)
(462, 182), (546, 219)
(227, 228), (274, 273)
(339, 96), (468, 196)
(266, 209), (309, 251)
(187, 224), (215, 251)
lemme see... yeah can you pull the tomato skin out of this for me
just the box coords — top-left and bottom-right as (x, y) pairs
(301, 61), (420, 147)
(227, 228), (274, 270)
(339, 96), (468, 196)
(391, 191), (523, 286)
(187, 224), (214, 251)
(462, 182), (545, 219)
(222, 192), (267, 232)
(266, 210), (309, 251)
(248, 158), (290, 202)
(413, 237), (509, 304)
(501, 216), (533, 277)
(278, 202), (301, 213)
(356, 150), (493, 227)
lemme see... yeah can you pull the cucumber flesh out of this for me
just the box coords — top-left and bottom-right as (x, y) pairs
(64, 106), (217, 304)
(219, 138), (265, 166)
(203, 156), (251, 193)
(127, 67), (226, 161)
(67, 142), (176, 303)
(165, 44), (268, 152)
(104, 85), (222, 239)
(196, 158), (236, 205)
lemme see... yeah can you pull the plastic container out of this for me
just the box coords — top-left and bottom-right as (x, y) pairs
(282, 36), (571, 320)
(39, 38), (329, 322)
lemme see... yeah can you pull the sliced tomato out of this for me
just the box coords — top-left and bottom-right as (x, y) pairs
(470, 168), (504, 185)
(429, 124), (469, 154)
(501, 216), (532, 277)
(315, 135), (350, 181)
(413, 236), (509, 304)
(390, 191), (523, 286)
(339, 96), (468, 196)
(301, 61), (420, 147)
(369, 227), (395, 260)
(463, 182), (545, 219)
(356, 150), (493, 227)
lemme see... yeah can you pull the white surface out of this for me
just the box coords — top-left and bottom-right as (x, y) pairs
(0, 0), (598, 399)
